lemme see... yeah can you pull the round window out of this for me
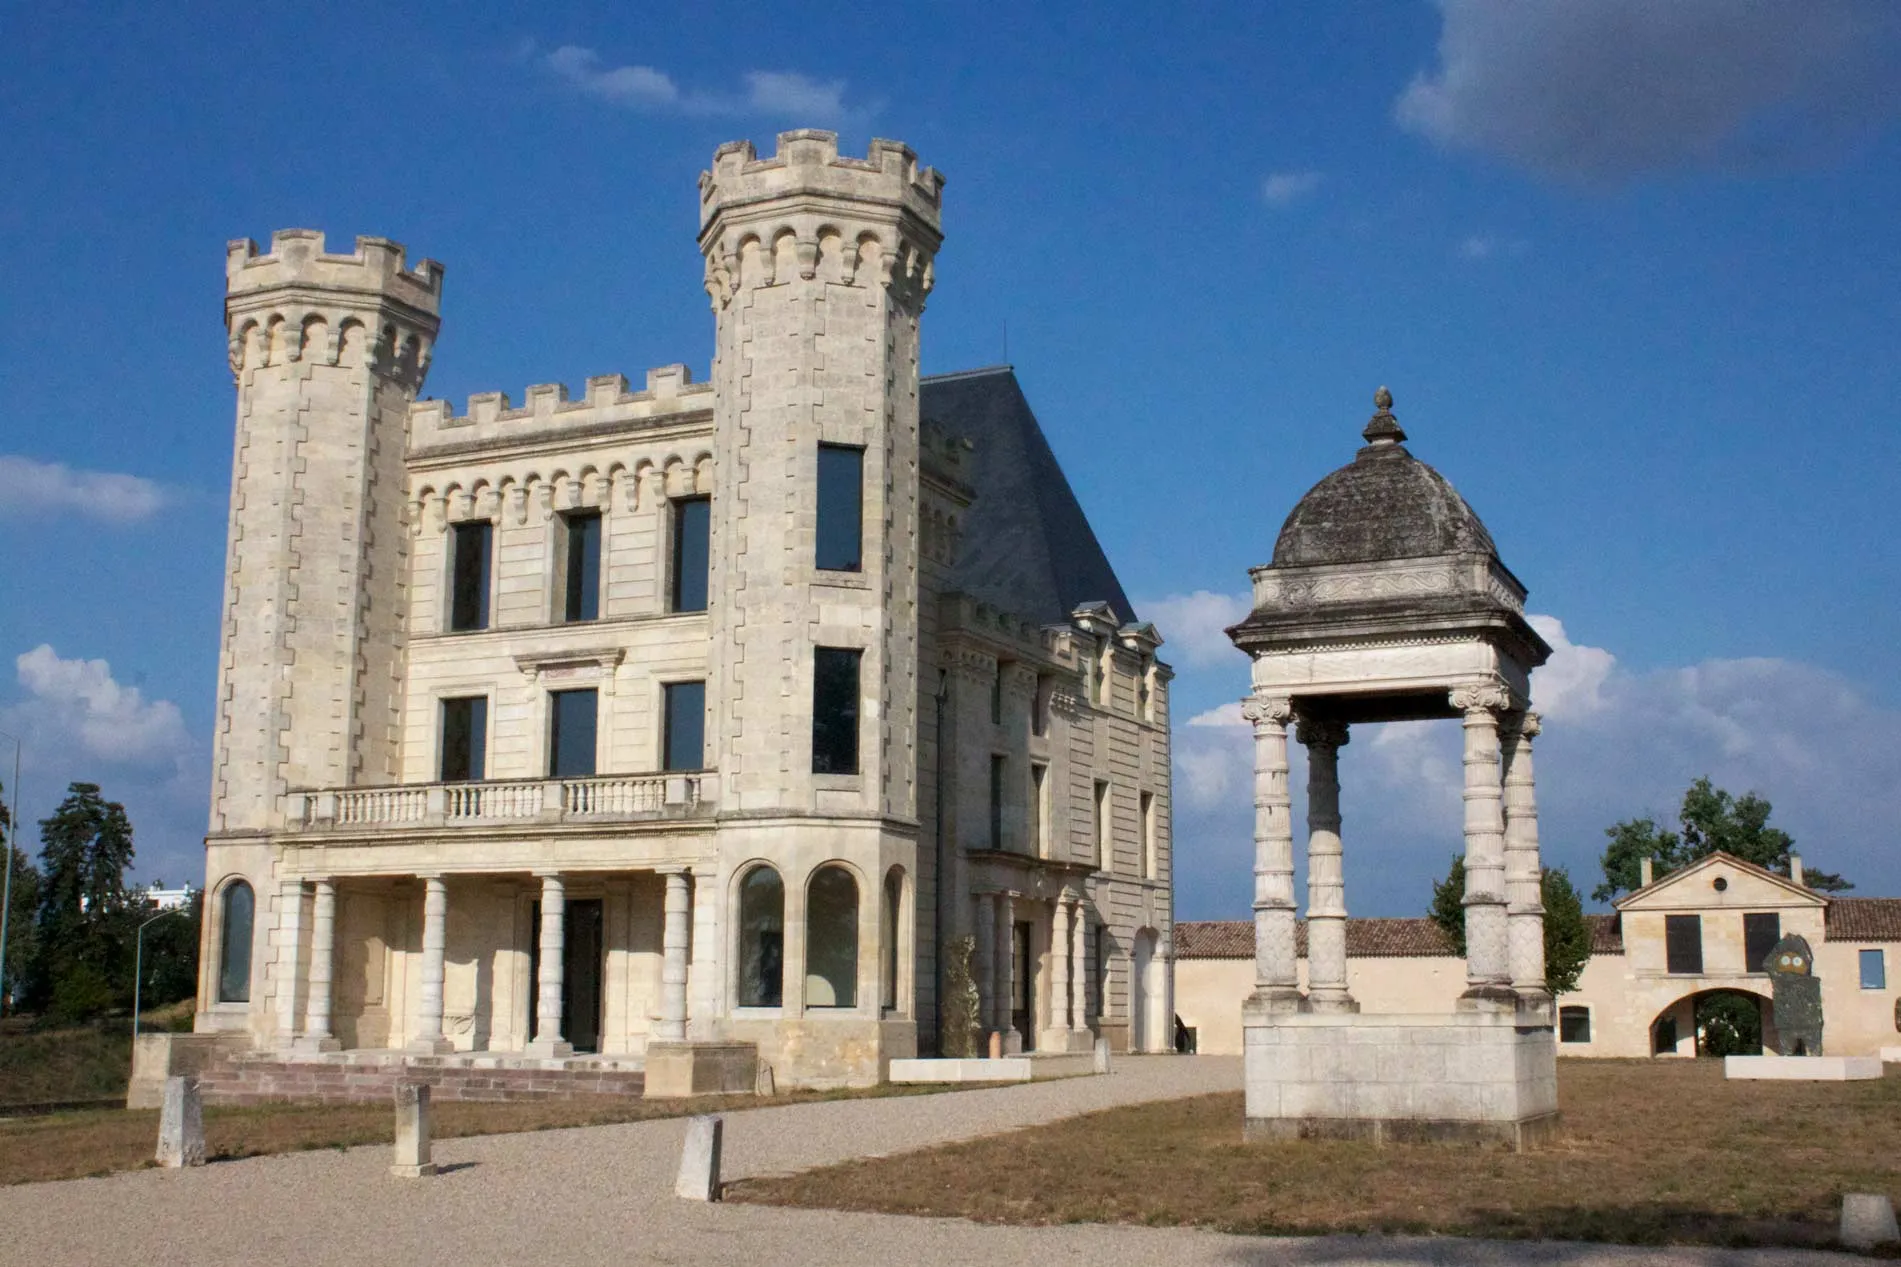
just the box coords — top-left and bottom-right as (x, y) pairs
(1713, 876), (1729, 892)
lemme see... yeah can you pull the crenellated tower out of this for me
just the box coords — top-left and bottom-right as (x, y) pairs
(212, 231), (442, 835)
(698, 131), (943, 821)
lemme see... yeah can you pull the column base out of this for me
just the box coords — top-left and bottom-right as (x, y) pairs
(998, 1029), (1025, 1056)
(523, 1038), (574, 1059)
(1243, 986), (1307, 1017)
(1307, 991), (1359, 1015)
(407, 1036), (456, 1055)
(1038, 1027), (1095, 1054)
(1457, 984), (1519, 1014)
(293, 1034), (342, 1054)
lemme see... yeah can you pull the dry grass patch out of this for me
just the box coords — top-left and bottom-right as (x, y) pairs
(0, 1081), (941, 1187)
(734, 1060), (1901, 1251)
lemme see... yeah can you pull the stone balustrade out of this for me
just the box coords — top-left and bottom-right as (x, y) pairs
(283, 772), (718, 832)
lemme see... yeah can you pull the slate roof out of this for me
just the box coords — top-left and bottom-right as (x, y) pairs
(1174, 915), (1626, 959)
(1825, 898), (1901, 942)
(1271, 399), (1497, 569)
(920, 367), (1136, 626)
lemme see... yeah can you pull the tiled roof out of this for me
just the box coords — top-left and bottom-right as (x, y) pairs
(1175, 913), (1628, 960)
(1825, 898), (1901, 942)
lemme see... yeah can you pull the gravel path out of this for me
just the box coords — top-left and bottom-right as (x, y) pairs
(0, 1056), (1860, 1266)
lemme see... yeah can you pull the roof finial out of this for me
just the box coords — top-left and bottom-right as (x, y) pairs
(1361, 384), (1407, 450)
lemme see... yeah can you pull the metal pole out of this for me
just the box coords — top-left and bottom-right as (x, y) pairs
(133, 909), (177, 1042)
(0, 730), (19, 1021)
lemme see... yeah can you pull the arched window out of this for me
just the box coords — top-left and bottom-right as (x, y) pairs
(805, 865), (859, 1008)
(882, 867), (904, 1012)
(737, 865), (784, 1007)
(218, 881), (255, 1004)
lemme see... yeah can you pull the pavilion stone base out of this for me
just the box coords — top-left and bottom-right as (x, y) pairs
(642, 1042), (759, 1098)
(1724, 1054), (1883, 1081)
(1244, 1007), (1558, 1151)
(196, 1050), (647, 1106)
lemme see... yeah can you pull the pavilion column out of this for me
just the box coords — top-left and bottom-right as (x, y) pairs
(1069, 900), (1089, 1032)
(527, 872), (573, 1056)
(410, 876), (453, 1053)
(1503, 711), (1550, 1013)
(1241, 694), (1301, 1010)
(973, 891), (997, 1043)
(1452, 684), (1515, 1008)
(1298, 716), (1356, 1013)
(1046, 893), (1074, 1047)
(996, 891), (1019, 1052)
(274, 878), (305, 1050)
(298, 878), (340, 1052)
(656, 868), (690, 1043)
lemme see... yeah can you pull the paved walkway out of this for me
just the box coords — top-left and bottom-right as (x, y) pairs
(0, 1056), (1859, 1266)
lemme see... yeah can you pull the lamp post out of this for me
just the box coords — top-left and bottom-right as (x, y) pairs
(133, 907), (184, 1042)
(0, 730), (19, 1021)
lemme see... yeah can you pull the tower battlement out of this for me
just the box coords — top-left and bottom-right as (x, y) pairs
(226, 229), (443, 315)
(698, 130), (943, 236)
(408, 365), (714, 454)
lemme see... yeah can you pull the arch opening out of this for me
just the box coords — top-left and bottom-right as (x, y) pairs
(737, 865), (784, 1008)
(806, 865), (859, 1009)
(217, 880), (255, 1004)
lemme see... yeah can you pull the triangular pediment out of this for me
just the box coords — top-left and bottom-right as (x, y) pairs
(1614, 851), (1825, 912)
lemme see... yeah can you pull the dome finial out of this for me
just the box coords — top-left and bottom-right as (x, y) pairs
(1361, 384), (1407, 450)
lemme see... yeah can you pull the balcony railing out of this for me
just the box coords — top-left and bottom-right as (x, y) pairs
(283, 771), (717, 832)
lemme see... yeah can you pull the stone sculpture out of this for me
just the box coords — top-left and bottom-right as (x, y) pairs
(1763, 933), (1824, 1056)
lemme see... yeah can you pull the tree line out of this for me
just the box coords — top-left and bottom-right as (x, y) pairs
(2, 779), (199, 1024)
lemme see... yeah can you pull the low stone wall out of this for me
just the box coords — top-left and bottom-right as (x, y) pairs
(197, 1054), (646, 1106)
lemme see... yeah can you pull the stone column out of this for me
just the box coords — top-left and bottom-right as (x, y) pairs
(1452, 684), (1515, 1009)
(411, 876), (453, 1053)
(528, 873), (573, 1056)
(1069, 900), (1089, 1031)
(299, 878), (341, 1051)
(1298, 716), (1356, 1013)
(274, 878), (305, 1050)
(1241, 694), (1301, 1011)
(1045, 894), (1073, 1048)
(1503, 711), (1550, 1013)
(996, 891), (1020, 1053)
(973, 891), (996, 1040)
(656, 868), (691, 1043)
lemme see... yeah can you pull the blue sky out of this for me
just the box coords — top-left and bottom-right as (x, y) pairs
(2, 1), (1898, 918)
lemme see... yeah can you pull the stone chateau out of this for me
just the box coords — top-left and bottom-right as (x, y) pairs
(188, 132), (1175, 1095)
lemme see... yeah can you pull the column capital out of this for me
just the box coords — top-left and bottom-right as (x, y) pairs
(1294, 716), (1349, 750)
(1449, 681), (1514, 716)
(1504, 710), (1542, 740)
(657, 865), (691, 877)
(1241, 694), (1294, 727)
(531, 869), (564, 880)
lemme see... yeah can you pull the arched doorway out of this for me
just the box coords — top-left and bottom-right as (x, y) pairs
(1649, 989), (1775, 1057)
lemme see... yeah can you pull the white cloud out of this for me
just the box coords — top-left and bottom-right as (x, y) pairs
(540, 45), (858, 123)
(11, 645), (190, 766)
(0, 455), (166, 522)
(1456, 234), (1526, 261)
(1396, 0), (1901, 183)
(1139, 590), (1252, 670)
(1261, 170), (1323, 207)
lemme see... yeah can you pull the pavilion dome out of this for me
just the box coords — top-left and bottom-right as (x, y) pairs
(1270, 388), (1496, 568)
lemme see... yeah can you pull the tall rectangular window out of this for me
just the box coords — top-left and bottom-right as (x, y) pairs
(1862, 949), (1888, 990)
(671, 496), (710, 613)
(438, 696), (487, 782)
(811, 647), (862, 774)
(449, 521), (492, 632)
(1094, 780), (1112, 871)
(989, 754), (1006, 850)
(663, 681), (705, 771)
(816, 443), (864, 572)
(548, 688), (598, 778)
(559, 510), (601, 622)
(1743, 912), (1781, 973)
(1030, 763), (1048, 857)
(1032, 674), (1051, 736)
(1665, 913), (1703, 974)
(1139, 791), (1156, 879)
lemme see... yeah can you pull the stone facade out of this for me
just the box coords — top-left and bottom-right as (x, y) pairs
(192, 132), (1173, 1092)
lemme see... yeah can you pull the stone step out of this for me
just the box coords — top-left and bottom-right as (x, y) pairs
(196, 1056), (646, 1106)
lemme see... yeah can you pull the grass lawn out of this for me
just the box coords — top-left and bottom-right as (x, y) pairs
(0, 1002), (198, 1108)
(733, 1059), (1901, 1252)
(0, 1080), (943, 1187)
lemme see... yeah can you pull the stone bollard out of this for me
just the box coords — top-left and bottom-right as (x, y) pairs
(155, 1075), (205, 1168)
(1093, 1036), (1112, 1075)
(987, 1030), (1002, 1060)
(391, 1083), (437, 1178)
(676, 1114), (723, 1201)
(1841, 1193), (1900, 1250)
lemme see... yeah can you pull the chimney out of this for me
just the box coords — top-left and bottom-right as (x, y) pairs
(1639, 857), (1654, 888)
(1789, 853), (1805, 887)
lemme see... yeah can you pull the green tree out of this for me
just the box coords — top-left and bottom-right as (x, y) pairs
(1427, 856), (1593, 995)
(1, 772), (43, 1013)
(1695, 993), (1763, 1057)
(30, 782), (137, 1018)
(1594, 776), (1848, 902)
(134, 889), (202, 1014)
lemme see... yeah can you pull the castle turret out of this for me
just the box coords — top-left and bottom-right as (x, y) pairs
(698, 132), (943, 819)
(212, 230), (443, 834)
